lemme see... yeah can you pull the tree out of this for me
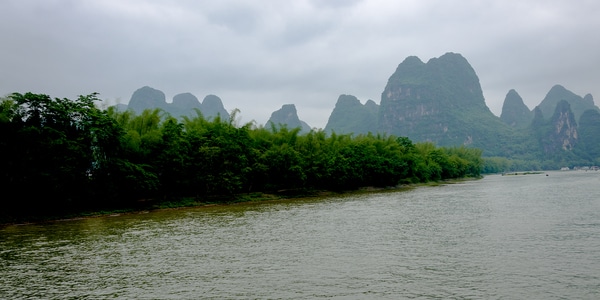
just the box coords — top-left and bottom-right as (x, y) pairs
(1, 93), (122, 215)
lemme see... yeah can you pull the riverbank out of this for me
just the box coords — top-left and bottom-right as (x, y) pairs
(1, 177), (479, 227)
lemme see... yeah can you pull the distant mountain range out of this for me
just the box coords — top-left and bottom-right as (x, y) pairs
(117, 53), (600, 166)
(324, 52), (600, 165)
(123, 86), (230, 120)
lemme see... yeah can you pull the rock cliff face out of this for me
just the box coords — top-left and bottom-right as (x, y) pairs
(500, 89), (532, 128)
(538, 85), (599, 122)
(548, 100), (578, 152)
(267, 104), (311, 133)
(532, 100), (578, 157)
(377, 52), (507, 150)
(324, 94), (378, 135)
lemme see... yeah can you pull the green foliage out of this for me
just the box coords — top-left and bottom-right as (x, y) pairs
(1, 93), (484, 220)
(481, 157), (539, 173)
(1, 93), (122, 216)
(576, 109), (600, 160)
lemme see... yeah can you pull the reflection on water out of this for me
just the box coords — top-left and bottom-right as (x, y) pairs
(1, 171), (600, 299)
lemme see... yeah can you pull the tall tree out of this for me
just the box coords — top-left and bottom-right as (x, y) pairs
(1, 93), (122, 215)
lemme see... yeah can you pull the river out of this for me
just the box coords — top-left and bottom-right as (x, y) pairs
(1, 171), (599, 299)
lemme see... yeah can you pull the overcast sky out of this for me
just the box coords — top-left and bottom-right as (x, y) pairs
(1, 0), (599, 128)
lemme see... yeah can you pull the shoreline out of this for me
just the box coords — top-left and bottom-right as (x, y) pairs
(1, 177), (478, 227)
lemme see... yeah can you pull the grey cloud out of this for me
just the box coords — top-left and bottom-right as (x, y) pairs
(1, 0), (600, 129)
(204, 4), (261, 35)
(309, 0), (363, 9)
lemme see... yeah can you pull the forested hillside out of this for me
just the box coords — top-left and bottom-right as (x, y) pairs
(325, 53), (600, 169)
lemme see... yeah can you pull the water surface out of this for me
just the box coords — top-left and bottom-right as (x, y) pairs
(1, 171), (599, 299)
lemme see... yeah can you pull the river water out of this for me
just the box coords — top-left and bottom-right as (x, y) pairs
(1, 171), (599, 299)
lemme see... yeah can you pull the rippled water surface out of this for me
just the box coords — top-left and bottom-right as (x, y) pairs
(2, 171), (600, 299)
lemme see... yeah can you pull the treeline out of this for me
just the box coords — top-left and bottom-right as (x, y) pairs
(482, 153), (596, 173)
(1, 93), (482, 220)
(482, 157), (543, 173)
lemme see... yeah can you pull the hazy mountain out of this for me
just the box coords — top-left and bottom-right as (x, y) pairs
(546, 100), (578, 152)
(201, 95), (230, 120)
(111, 103), (129, 112)
(530, 100), (579, 162)
(531, 106), (546, 128)
(377, 52), (512, 155)
(324, 94), (378, 135)
(128, 86), (168, 114)
(126, 87), (229, 120)
(324, 52), (598, 164)
(538, 84), (599, 122)
(171, 92), (202, 118)
(267, 104), (311, 133)
(500, 89), (533, 128)
(122, 56), (600, 166)
(576, 109), (600, 160)
(172, 92), (201, 109)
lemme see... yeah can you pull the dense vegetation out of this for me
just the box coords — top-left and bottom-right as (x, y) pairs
(1, 93), (483, 222)
(577, 109), (600, 161)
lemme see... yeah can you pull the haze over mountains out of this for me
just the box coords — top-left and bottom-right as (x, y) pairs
(126, 86), (230, 120)
(120, 52), (600, 167)
(267, 104), (311, 133)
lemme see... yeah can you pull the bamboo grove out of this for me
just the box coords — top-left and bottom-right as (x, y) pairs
(1, 93), (483, 219)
